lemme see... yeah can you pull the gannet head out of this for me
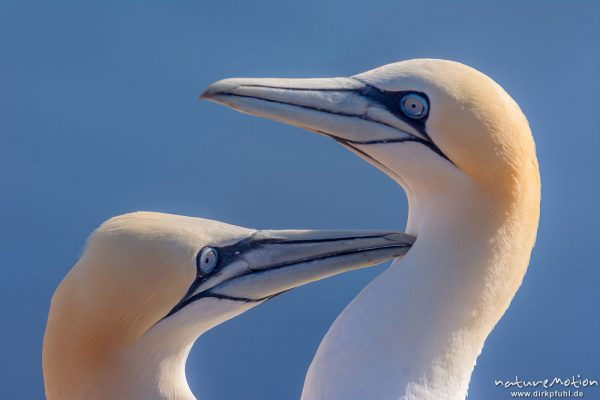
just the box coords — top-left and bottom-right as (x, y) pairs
(43, 211), (412, 399)
(202, 59), (539, 231)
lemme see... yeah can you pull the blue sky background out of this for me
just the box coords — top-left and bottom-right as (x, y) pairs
(1, 1), (599, 399)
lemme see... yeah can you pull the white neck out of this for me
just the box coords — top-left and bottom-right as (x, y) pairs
(301, 171), (539, 400)
(97, 343), (196, 400)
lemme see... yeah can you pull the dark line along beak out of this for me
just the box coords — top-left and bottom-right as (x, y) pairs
(200, 77), (450, 163)
(165, 230), (414, 318)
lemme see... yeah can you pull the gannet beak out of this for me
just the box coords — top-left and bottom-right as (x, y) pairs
(165, 230), (413, 317)
(201, 77), (446, 160)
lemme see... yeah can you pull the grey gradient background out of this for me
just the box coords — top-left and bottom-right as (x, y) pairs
(1, 1), (599, 399)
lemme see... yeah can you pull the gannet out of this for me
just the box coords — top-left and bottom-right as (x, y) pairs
(202, 58), (541, 400)
(42, 211), (413, 399)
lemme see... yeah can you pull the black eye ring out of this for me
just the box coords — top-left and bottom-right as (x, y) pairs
(399, 93), (429, 120)
(197, 247), (218, 276)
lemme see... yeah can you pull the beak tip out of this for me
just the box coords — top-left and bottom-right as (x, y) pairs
(200, 79), (241, 101)
(384, 232), (416, 245)
(199, 87), (216, 101)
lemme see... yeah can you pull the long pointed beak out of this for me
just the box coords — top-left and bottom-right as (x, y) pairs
(201, 76), (427, 145)
(201, 76), (452, 168)
(166, 230), (413, 317)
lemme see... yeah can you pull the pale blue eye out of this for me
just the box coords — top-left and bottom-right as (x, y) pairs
(198, 247), (218, 275)
(400, 93), (429, 119)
